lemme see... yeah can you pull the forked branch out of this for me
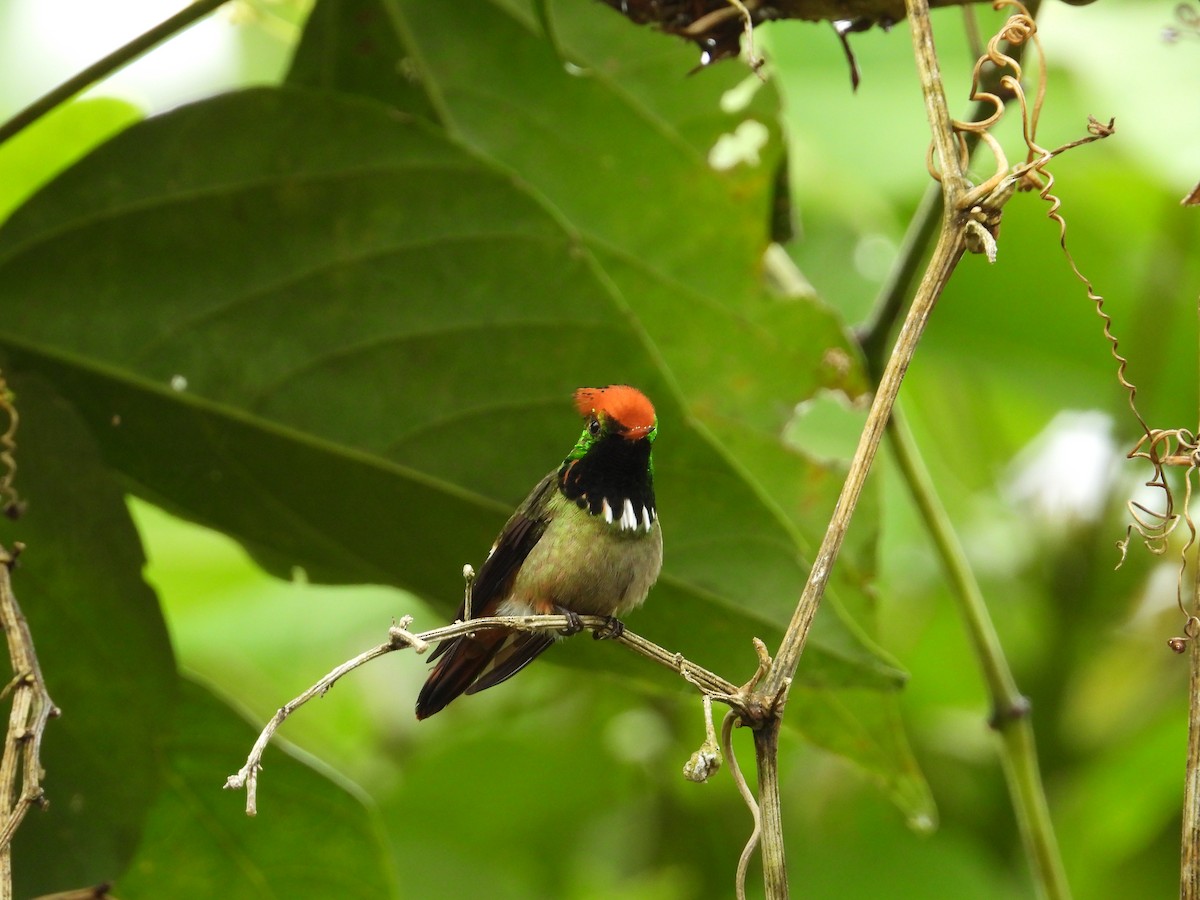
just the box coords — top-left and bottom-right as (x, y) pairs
(747, 2), (1116, 897)
(225, 612), (753, 816)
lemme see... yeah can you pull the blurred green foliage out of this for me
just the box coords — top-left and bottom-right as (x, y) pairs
(0, 0), (1197, 897)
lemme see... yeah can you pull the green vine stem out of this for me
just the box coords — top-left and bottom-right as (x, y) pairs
(888, 409), (1070, 899)
(853, 2), (1069, 894)
(0, 0), (233, 147)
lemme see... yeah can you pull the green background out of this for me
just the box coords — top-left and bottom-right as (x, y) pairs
(0, 0), (1196, 897)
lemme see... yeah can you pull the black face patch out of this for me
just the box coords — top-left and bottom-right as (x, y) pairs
(558, 434), (655, 532)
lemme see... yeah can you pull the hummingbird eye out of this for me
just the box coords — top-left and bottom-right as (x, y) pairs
(588, 417), (602, 437)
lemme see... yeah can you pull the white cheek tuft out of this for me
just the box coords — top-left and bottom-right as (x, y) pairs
(601, 497), (614, 524)
(641, 506), (652, 532)
(621, 498), (637, 531)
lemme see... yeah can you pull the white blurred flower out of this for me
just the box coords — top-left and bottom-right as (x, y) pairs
(1005, 410), (1121, 525)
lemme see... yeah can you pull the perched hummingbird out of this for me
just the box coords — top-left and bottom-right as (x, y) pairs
(415, 385), (663, 719)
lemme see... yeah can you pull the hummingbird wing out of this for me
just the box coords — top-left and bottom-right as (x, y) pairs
(427, 473), (556, 662)
(416, 473), (557, 718)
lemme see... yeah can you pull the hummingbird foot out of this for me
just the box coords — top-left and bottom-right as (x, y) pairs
(553, 605), (585, 636)
(592, 616), (625, 641)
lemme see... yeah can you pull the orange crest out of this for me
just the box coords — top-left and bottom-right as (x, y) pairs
(573, 385), (656, 436)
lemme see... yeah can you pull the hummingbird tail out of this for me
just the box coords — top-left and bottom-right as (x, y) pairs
(415, 629), (555, 719)
(415, 631), (503, 720)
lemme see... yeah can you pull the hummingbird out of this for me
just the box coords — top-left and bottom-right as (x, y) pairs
(415, 385), (663, 719)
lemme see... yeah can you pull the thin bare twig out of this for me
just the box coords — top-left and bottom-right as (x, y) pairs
(223, 618), (418, 816)
(1183, 571), (1200, 897)
(0, 544), (59, 899)
(756, 0), (970, 712)
(1179, 291), (1200, 899)
(225, 612), (746, 815)
(753, 6), (1107, 894)
(756, 211), (967, 708)
(28, 886), (113, 900)
(744, 3), (976, 896)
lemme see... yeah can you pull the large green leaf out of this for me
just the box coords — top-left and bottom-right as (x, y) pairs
(288, 0), (438, 122)
(0, 374), (176, 897)
(287, 0), (874, 545)
(0, 0), (926, 817)
(0, 87), (891, 691)
(289, 0), (914, 809)
(118, 678), (398, 899)
(287, 0), (889, 661)
(287, 0), (886, 622)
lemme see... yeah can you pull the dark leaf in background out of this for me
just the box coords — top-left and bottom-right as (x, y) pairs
(0, 86), (893, 687)
(0, 0), (937, 841)
(0, 86), (896, 696)
(118, 678), (398, 899)
(0, 375), (176, 897)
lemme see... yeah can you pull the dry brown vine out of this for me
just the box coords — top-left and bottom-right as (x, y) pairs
(957, 5), (1200, 650)
(0, 379), (20, 520)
